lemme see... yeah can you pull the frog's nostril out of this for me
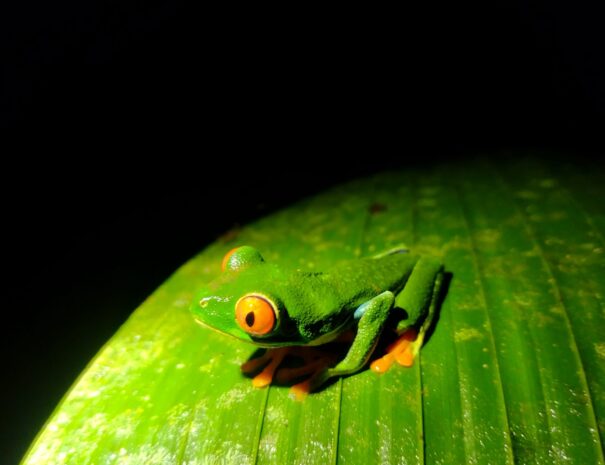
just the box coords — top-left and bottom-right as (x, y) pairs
(245, 312), (255, 327)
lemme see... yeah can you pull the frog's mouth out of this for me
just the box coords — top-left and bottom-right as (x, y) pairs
(193, 317), (293, 348)
(194, 318), (280, 348)
(193, 317), (212, 330)
(193, 317), (236, 338)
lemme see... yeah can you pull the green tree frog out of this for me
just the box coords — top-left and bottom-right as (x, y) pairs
(191, 246), (443, 398)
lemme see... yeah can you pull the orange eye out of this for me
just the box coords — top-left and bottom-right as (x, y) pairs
(235, 295), (276, 336)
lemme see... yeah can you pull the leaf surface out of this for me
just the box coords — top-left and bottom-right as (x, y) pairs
(22, 158), (605, 465)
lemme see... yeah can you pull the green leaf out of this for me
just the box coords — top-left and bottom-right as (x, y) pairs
(22, 158), (605, 465)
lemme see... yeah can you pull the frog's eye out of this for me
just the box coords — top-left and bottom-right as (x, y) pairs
(221, 247), (239, 271)
(222, 246), (265, 272)
(235, 294), (276, 336)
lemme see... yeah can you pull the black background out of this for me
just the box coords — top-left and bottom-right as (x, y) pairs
(2, 1), (604, 463)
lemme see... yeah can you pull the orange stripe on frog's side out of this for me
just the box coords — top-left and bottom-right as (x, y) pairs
(221, 247), (239, 271)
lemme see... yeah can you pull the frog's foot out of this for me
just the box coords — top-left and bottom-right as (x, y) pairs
(241, 347), (290, 388)
(370, 328), (419, 373)
(289, 367), (331, 402)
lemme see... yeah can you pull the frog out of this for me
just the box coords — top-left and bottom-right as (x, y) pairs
(191, 245), (444, 398)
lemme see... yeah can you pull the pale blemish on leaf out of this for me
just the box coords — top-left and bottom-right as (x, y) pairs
(538, 178), (557, 189)
(545, 236), (566, 246)
(475, 228), (501, 244)
(549, 306), (566, 316)
(216, 385), (251, 408)
(418, 198), (437, 208)
(548, 211), (568, 221)
(531, 311), (556, 328)
(594, 342), (605, 360)
(165, 403), (190, 426)
(115, 445), (175, 465)
(419, 186), (440, 196)
(454, 327), (484, 342)
(515, 190), (540, 200)
(259, 432), (279, 457)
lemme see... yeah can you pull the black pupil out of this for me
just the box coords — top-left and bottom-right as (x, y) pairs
(245, 312), (255, 327)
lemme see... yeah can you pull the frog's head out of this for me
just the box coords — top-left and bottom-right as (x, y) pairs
(190, 246), (299, 347)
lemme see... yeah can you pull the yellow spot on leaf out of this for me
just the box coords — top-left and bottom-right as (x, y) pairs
(595, 342), (605, 359)
(475, 229), (501, 244)
(454, 327), (484, 342)
(516, 190), (539, 199)
(538, 178), (557, 188)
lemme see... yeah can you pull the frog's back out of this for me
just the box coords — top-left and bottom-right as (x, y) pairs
(324, 251), (420, 309)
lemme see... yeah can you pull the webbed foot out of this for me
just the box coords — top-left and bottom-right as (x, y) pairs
(370, 328), (419, 373)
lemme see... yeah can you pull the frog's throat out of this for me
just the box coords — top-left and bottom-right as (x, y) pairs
(193, 317), (351, 348)
(193, 317), (299, 348)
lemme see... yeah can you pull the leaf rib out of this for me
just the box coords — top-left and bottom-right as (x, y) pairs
(176, 409), (194, 465)
(331, 379), (343, 465)
(412, 172), (468, 465)
(410, 175), (426, 465)
(252, 386), (271, 465)
(455, 185), (516, 464)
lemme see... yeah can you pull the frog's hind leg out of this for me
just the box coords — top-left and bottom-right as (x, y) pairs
(275, 347), (337, 384)
(274, 348), (339, 401)
(241, 347), (290, 388)
(371, 258), (443, 373)
(404, 268), (443, 363)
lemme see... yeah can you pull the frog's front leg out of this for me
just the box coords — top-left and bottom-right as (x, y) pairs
(297, 290), (395, 395)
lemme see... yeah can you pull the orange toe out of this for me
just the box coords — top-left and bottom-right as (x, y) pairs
(396, 348), (415, 367)
(371, 353), (396, 373)
(248, 348), (288, 388)
(372, 329), (418, 374)
(289, 379), (311, 401)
